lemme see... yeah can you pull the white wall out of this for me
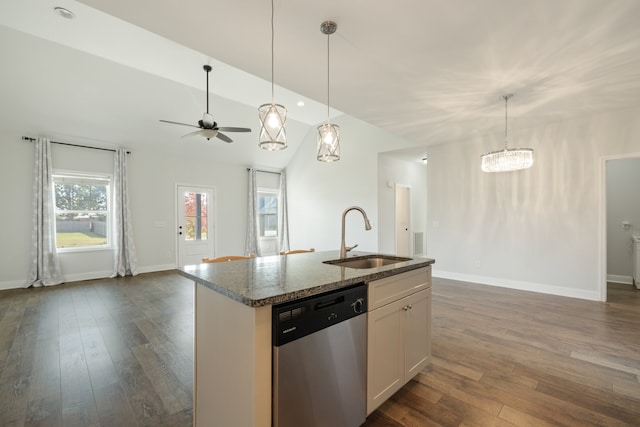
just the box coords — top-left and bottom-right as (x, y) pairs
(377, 155), (427, 255)
(286, 115), (416, 255)
(0, 126), (250, 289)
(606, 158), (640, 281)
(427, 106), (640, 301)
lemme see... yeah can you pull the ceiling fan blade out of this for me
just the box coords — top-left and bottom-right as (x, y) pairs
(181, 129), (219, 139)
(216, 132), (233, 143)
(160, 119), (200, 129)
(217, 127), (252, 133)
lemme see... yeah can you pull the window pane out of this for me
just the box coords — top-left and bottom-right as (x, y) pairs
(54, 176), (109, 249)
(184, 192), (208, 241)
(258, 192), (278, 238)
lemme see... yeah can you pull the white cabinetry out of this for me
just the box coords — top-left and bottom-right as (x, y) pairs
(366, 267), (431, 414)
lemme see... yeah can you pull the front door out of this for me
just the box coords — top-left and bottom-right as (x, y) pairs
(177, 185), (214, 267)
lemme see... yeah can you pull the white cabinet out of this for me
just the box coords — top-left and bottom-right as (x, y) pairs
(366, 267), (431, 414)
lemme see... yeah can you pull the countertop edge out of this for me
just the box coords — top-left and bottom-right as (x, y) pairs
(179, 257), (435, 307)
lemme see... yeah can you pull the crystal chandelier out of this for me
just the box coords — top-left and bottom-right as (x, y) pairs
(481, 94), (533, 172)
(317, 21), (340, 162)
(258, 0), (287, 151)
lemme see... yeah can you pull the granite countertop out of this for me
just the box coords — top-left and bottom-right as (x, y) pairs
(179, 250), (435, 307)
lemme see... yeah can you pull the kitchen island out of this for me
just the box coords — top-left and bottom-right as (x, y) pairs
(180, 250), (435, 427)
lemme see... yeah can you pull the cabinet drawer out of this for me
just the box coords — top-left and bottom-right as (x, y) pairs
(368, 267), (430, 310)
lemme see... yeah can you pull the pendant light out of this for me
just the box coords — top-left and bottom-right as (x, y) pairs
(258, 0), (287, 150)
(317, 21), (340, 162)
(481, 94), (534, 172)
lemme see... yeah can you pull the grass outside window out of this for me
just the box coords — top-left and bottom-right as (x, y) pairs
(56, 232), (107, 248)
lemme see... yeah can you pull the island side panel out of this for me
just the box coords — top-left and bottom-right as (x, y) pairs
(195, 284), (272, 427)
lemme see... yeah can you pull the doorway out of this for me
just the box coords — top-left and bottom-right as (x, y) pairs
(395, 185), (411, 257)
(601, 153), (640, 301)
(177, 185), (214, 267)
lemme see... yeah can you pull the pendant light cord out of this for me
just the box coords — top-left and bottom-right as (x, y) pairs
(271, 0), (275, 102)
(326, 31), (330, 121)
(503, 94), (512, 150)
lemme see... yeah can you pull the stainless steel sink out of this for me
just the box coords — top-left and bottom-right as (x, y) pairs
(323, 255), (412, 269)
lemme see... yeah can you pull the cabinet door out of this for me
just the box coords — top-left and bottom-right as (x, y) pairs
(404, 289), (431, 380)
(366, 298), (404, 415)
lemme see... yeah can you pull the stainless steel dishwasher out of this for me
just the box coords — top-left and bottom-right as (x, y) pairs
(272, 283), (367, 427)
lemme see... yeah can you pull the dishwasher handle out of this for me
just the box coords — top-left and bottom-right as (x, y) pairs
(314, 295), (344, 311)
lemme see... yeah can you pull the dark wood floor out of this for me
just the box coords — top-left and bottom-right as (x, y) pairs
(1, 273), (639, 426)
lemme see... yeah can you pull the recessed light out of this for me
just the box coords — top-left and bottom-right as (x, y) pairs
(297, 101), (305, 107)
(54, 7), (75, 19)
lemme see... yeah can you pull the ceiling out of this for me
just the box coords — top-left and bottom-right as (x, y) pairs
(2, 0), (640, 168)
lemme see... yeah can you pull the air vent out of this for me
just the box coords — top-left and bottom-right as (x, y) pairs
(413, 232), (424, 256)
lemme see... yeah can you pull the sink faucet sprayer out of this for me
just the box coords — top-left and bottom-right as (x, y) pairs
(340, 206), (372, 259)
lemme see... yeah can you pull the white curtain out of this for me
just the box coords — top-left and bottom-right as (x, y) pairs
(111, 148), (138, 277)
(26, 138), (64, 287)
(278, 170), (290, 253)
(245, 168), (260, 256)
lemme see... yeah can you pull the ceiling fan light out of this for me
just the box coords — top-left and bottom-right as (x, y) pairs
(317, 122), (340, 162)
(258, 103), (287, 151)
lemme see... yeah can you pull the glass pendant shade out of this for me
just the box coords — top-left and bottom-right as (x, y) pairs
(317, 122), (341, 162)
(481, 93), (533, 172)
(317, 20), (340, 162)
(258, 103), (287, 150)
(481, 148), (534, 172)
(258, 0), (287, 151)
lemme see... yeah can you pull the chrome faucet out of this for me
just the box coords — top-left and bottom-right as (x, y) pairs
(340, 206), (372, 259)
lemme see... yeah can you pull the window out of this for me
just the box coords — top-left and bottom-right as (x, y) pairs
(258, 190), (279, 238)
(184, 191), (208, 241)
(53, 172), (110, 250)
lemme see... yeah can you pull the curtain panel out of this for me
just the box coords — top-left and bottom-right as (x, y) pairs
(245, 168), (260, 256)
(111, 148), (138, 277)
(278, 170), (290, 254)
(26, 138), (64, 287)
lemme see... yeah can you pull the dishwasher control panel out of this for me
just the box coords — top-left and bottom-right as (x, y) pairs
(272, 283), (367, 346)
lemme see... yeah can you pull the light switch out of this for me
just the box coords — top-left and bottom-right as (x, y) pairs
(622, 221), (631, 230)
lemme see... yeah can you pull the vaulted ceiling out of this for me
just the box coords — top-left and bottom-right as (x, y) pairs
(2, 0), (639, 168)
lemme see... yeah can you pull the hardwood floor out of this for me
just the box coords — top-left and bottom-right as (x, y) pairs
(0, 272), (194, 427)
(364, 280), (640, 427)
(1, 273), (639, 426)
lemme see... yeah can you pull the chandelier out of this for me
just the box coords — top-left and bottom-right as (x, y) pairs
(481, 94), (533, 172)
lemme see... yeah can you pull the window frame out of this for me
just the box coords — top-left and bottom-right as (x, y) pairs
(52, 169), (113, 253)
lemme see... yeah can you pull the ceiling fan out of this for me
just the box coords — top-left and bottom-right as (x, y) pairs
(160, 65), (252, 142)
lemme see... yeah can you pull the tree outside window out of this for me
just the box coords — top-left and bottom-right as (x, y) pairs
(184, 192), (208, 241)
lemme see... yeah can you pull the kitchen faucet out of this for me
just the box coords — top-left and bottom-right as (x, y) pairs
(340, 206), (372, 259)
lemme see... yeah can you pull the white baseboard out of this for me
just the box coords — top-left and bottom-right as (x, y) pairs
(0, 263), (178, 291)
(606, 274), (634, 285)
(432, 269), (602, 302)
(0, 279), (27, 291)
(137, 263), (177, 274)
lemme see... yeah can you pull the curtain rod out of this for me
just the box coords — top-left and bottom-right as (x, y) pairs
(247, 167), (281, 175)
(22, 136), (131, 154)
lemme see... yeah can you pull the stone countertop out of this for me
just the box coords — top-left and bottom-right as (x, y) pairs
(179, 250), (435, 307)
